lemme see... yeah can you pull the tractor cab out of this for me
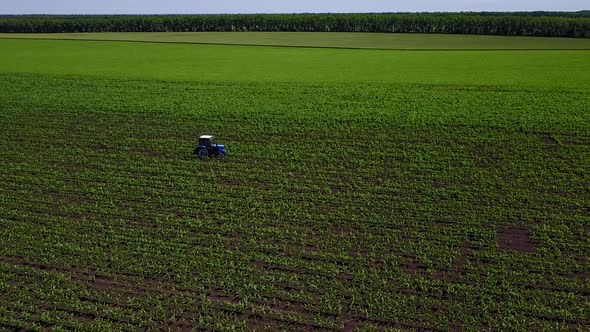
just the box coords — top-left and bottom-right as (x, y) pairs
(198, 135), (215, 148)
(193, 135), (227, 159)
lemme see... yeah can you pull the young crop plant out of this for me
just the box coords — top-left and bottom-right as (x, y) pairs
(0, 36), (589, 330)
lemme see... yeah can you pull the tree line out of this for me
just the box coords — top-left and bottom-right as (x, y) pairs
(1, 13), (589, 38)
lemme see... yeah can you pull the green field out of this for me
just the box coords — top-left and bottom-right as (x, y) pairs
(3, 32), (590, 50)
(1, 39), (590, 88)
(1, 34), (589, 330)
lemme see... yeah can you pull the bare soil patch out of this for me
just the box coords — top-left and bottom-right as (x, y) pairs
(539, 132), (558, 145)
(209, 292), (240, 304)
(90, 276), (115, 292)
(142, 149), (161, 158)
(432, 182), (450, 189)
(222, 180), (241, 188)
(94, 144), (114, 153)
(497, 226), (537, 253)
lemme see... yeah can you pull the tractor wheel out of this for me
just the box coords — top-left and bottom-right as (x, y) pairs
(198, 149), (209, 159)
(217, 153), (225, 160)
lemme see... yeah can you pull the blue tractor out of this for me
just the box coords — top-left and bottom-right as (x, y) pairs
(193, 135), (227, 159)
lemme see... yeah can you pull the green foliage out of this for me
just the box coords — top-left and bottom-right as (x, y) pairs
(1, 39), (590, 88)
(0, 13), (589, 38)
(3, 32), (590, 50)
(0, 38), (588, 329)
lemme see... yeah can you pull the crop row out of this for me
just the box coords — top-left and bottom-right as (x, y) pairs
(1, 73), (588, 329)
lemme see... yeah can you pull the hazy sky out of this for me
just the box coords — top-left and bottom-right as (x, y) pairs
(2, 0), (588, 15)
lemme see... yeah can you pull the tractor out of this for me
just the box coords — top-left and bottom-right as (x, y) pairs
(193, 135), (227, 159)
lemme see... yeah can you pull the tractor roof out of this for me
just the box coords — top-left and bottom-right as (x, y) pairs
(199, 135), (214, 139)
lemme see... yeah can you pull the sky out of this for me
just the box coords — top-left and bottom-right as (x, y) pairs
(2, 0), (588, 15)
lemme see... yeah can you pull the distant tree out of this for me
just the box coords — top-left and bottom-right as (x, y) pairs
(0, 13), (588, 38)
